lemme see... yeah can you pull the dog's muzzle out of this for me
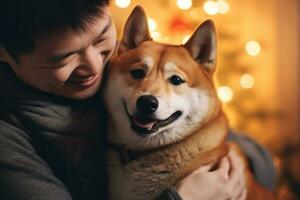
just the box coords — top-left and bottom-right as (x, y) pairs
(123, 96), (182, 137)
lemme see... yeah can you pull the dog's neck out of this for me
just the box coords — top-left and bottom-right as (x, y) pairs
(107, 142), (157, 164)
(108, 111), (229, 165)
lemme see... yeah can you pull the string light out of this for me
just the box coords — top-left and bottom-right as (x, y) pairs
(177, 0), (193, 10)
(115, 0), (131, 8)
(148, 18), (157, 32)
(245, 40), (261, 56)
(218, 86), (234, 103)
(203, 1), (218, 15)
(240, 74), (255, 89)
(216, 0), (230, 14)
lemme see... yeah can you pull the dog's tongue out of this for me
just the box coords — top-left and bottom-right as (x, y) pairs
(133, 117), (155, 129)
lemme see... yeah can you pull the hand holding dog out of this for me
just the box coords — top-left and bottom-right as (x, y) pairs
(177, 149), (247, 200)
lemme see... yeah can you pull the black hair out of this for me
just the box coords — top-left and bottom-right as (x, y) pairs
(0, 0), (110, 60)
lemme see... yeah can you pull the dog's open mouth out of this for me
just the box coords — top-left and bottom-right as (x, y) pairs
(123, 101), (182, 136)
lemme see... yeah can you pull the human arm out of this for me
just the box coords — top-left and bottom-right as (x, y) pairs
(0, 120), (73, 200)
(227, 131), (276, 190)
(156, 149), (246, 200)
(177, 149), (246, 200)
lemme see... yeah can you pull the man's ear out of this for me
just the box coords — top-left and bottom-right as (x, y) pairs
(0, 47), (8, 62)
(118, 5), (152, 54)
(0, 47), (19, 67)
(0, 47), (13, 63)
(184, 20), (217, 74)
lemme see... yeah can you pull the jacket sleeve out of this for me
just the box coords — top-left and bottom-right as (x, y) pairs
(0, 120), (73, 200)
(228, 130), (276, 191)
(155, 187), (183, 200)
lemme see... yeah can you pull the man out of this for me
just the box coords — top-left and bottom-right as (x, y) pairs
(0, 0), (274, 199)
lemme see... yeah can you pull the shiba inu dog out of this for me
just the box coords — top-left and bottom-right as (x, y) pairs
(103, 5), (274, 200)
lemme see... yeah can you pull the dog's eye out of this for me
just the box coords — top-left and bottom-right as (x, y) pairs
(169, 75), (185, 86)
(130, 69), (145, 79)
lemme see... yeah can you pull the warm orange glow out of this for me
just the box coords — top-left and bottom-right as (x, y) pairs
(150, 31), (161, 41)
(189, 8), (202, 20)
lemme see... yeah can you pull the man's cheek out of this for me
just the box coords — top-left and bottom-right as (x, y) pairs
(52, 70), (73, 83)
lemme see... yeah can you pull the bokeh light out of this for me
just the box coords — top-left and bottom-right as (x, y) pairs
(240, 74), (255, 89)
(115, 0), (131, 8)
(203, 1), (219, 15)
(217, 0), (230, 14)
(245, 40), (261, 56)
(182, 35), (191, 44)
(218, 86), (234, 103)
(177, 0), (193, 10)
(148, 18), (157, 32)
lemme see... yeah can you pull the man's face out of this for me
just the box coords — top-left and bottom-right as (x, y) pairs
(9, 8), (116, 100)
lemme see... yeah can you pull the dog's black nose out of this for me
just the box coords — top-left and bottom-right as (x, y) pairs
(136, 95), (159, 115)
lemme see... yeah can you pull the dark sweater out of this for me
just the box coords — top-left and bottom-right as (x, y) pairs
(0, 62), (108, 199)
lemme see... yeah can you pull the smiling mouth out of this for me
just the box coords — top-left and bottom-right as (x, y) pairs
(68, 74), (99, 88)
(123, 101), (182, 136)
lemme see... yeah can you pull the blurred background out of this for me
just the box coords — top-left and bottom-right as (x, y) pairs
(109, 0), (300, 199)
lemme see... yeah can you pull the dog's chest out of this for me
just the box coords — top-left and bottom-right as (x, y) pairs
(107, 147), (190, 200)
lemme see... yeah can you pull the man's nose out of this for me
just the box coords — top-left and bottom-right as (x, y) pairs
(78, 46), (103, 75)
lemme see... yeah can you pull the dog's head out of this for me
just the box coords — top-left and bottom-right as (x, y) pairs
(103, 6), (221, 150)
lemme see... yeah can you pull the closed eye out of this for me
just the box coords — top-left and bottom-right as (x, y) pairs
(47, 51), (77, 63)
(100, 50), (110, 57)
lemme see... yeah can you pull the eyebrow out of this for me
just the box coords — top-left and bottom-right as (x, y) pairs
(47, 19), (112, 63)
(47, 51), (78, 63)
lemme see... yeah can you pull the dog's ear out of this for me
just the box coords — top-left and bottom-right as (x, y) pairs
(184, 20), (217, 74)
(118, 5), (152, 54)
